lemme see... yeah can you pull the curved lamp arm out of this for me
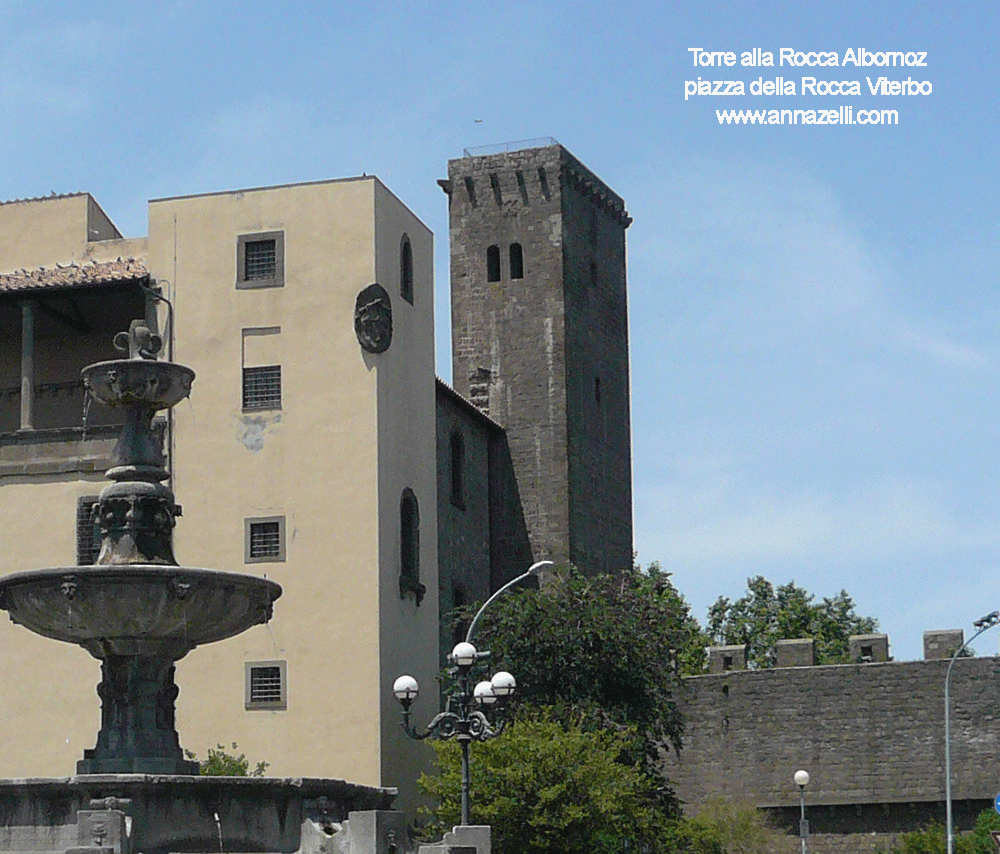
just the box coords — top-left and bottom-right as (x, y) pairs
(465, 560), (553, 645)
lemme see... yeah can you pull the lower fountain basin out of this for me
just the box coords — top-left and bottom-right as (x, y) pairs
(0, 566), (281, 659)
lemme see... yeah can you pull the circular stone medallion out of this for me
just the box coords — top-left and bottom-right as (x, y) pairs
(354, 283), (393, 354)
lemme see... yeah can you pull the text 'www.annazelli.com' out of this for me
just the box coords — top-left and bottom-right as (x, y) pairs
(716, 106), (898, 125)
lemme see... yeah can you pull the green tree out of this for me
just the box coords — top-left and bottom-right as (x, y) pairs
(459, 561), (706, 809)
(707, 576), (878, 668)
(185, 742), (269, 776)
(662, 799), (798, 854)
(419, 715), (664, 854)
(881, 810), (1000, 854)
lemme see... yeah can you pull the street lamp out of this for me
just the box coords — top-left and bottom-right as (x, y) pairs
(393, 560), (552, 826)
(794, 770), (809, 854)
(945, 610), (1000, 854)
(464, 560), (553, 645)
(394, 641), (516, 826)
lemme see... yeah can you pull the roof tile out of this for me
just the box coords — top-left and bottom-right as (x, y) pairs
(0, 257), (148, 293)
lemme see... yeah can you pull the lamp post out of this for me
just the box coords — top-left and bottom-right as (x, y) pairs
(394, 642), (516, 826)
(393, 560), (551, 826)
(945, 610), (1000, 854)
(794, 769), (809, 854)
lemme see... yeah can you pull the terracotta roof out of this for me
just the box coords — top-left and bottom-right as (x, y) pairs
(0, 257), (148, 293)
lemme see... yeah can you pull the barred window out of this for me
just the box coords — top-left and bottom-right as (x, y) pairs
(237, 231), (284, 289)
(243, 365), (281, 410)
(245, 660), (287, 710)
(245, 516), (285, 563)
(245, 239), (276, 280)
(76, 496), (100, 565)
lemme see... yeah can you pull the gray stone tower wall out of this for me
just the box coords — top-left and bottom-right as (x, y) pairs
(445, 143), (633, 575)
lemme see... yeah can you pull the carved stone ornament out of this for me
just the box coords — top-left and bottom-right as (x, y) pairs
(354, 283), (393, 354)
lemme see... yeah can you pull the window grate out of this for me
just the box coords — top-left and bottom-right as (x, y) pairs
(76, 497), (100, 565)
(243, 365), (281, 410)
(249, 521), (281, 559)
(245, 239), (277, 280)
(249, 665), (283, 704)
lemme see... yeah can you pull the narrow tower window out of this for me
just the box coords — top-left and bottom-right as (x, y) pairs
(400, 488), (424, 604)
(450, 430), (465, 508)
(509, 243), (524, 280)
(400, 234), (414, 304)
(486, 245), (501, 282)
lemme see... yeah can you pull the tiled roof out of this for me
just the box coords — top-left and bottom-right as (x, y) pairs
(0, 257), (148, 293)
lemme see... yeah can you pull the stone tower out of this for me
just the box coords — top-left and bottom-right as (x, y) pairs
(443, 140), (633, 575)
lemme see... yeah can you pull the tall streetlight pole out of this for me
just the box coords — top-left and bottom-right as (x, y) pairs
(794, 769), (810, 854)
(945, 610), (1000, 854)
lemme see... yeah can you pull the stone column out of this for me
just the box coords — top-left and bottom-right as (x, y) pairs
(19, 299), (35, 431)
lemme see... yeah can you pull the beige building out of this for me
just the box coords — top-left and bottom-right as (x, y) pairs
(0, 142), (636, 812)
(0, 181), (439, 807)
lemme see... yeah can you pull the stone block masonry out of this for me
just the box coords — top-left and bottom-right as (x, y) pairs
(663, 656), (1000, 852)
(444, 142), (633, 576)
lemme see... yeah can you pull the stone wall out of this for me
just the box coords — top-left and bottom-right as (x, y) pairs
(435, 380), (532, 662)
(664, 656), (1000, 851)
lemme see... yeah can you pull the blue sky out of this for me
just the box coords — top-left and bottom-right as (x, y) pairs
(1, 1), (997, 661)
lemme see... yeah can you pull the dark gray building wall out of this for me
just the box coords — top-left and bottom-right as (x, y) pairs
(444, 143), (632, 575)
(664, 657), (1000, 851)
(435, 380), (531, 663)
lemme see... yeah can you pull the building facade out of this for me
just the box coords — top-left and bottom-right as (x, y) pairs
(0, 142), (637, 806)
(0, 180), (440, 809)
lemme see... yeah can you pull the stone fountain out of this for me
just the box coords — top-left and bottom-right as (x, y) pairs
(0, 321), (402, 854)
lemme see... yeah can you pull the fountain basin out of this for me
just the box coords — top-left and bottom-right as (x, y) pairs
(83, 360), (195, 411)
(0, 566), (280, 659)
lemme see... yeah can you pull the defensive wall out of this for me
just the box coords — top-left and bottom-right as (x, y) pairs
(663, 633), (1000, 853)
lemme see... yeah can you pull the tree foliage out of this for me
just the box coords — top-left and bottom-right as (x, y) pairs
(419, 715), (664, 854)
(707, 576), (878, 668)
(185, 742), (269, 777)
(880, 810), (1000, 854)
(662, 798), (798, 854)
(460, 560), (706, 806)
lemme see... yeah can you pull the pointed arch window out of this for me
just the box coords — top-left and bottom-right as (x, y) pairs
(400, 234), (414, 304)
(509, 243), (524, 280)
(486, 245), (501, 282)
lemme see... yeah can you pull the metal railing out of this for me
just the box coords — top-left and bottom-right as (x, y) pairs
(463, 137), (559, 158)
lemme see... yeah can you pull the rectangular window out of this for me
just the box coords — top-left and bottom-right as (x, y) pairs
(245, 660), (287, 710)
(76, 496), (100, 565)
(242, 366), (281, 410)
(237, 231), (284, 289)
(245, 515), (285, 563)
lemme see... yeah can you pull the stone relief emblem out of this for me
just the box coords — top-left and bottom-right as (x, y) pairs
(354, 283), (393, 354)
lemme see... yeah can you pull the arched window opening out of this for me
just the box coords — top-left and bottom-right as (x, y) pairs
(509, 243), (524, 280)
(400, 488), (424, 604)
(450, 430), (465, 508)
(400, 235), (414, 304)
(486, 245), (501, 282)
